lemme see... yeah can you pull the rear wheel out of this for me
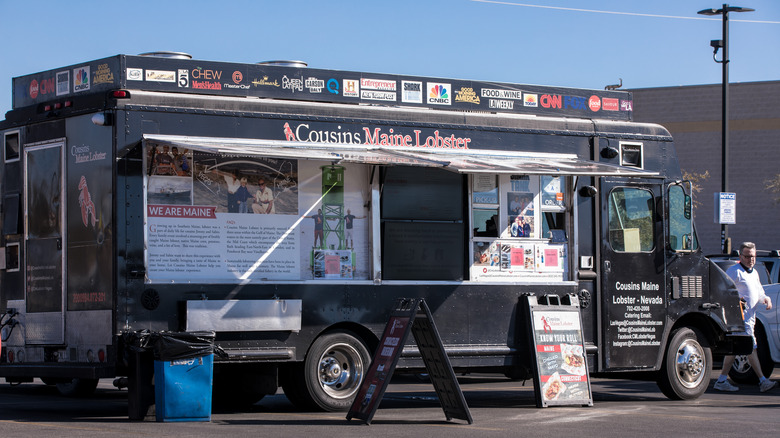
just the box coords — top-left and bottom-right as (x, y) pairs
(729, 323), (774, 384)
(282, 330), (370, 411)
(657, 327), (711, 400)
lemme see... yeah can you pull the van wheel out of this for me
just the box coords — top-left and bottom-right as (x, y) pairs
(657, 327), (711, 400)
(282, 330), (370, 411)
(55, 378), (99, 397)
(729, 324), (774, 384)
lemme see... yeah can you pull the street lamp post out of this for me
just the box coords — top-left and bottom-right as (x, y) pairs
(697, 4), (754, 254)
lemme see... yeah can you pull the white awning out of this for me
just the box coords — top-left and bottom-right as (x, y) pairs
(143, 134), (660, 177)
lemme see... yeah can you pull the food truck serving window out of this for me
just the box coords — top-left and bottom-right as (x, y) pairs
(381, 167), (464, 281)
(470, 173), (568, 283)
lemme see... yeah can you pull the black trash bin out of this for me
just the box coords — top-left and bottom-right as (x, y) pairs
(123, 330), (156, 421)
(152, 331), (216, 422)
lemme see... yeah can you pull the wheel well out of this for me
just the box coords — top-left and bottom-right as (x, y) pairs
(755, 316), (768, 336)
(667, 312), (721, 351)
(314, 322), (379, 358)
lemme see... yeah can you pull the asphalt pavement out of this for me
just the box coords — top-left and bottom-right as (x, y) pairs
(1, 371), (780, 437)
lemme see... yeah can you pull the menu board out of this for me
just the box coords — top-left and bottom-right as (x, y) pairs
(527, 298), (593, 407)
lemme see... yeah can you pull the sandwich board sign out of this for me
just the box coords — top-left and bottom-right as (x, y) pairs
(525, 294), (593, 407)
(347, 298), (472, 425)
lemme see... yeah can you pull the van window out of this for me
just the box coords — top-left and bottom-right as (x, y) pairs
(608, 187), (654, 252)
(668, 183), (698, 251)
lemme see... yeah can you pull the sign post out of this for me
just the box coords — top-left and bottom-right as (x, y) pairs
(347, 298), (472, 425)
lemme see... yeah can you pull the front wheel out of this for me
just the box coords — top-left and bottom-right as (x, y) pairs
(657, 327), (712, 400)
(282, 330), (370, 411)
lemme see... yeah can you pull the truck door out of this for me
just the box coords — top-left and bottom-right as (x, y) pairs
(24, 140), (65, 344)
(600, 178), (666, 369)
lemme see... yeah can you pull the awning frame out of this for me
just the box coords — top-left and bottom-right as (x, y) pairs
(142, 134), (661, 178)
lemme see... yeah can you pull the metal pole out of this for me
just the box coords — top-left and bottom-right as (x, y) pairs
(721, 4), (729, 254)
(698, 4), (753, 254)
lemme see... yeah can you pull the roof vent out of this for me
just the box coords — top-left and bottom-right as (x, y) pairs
(138, 51), (193, 59)
(257, 60), (307, 68)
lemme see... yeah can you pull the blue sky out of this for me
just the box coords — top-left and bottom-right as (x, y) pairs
(1, 0), (778, 117)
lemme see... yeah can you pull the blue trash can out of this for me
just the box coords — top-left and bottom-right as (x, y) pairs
(154, 354), (213, 422)
(152, 331), (215, 422)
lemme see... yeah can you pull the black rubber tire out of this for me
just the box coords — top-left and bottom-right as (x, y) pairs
(280, 362), (312, 410)
(282, 330), (370, 412)
(657, 327), (712, 400)
(728, 323), (775, 384)
(55, 378), (99, 397)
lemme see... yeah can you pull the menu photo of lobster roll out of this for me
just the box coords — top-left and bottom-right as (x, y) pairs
(542, 372), (566, 401)
(560, 343), (586, 376)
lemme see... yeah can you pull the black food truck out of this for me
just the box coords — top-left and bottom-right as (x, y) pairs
(0, 53), (749, 411)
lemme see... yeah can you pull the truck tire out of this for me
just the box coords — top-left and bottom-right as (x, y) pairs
(282, 330), (370, 411)
(728, 323), (774, 384)
(657, 327), (711, 400)
(55, 378), (99, 397)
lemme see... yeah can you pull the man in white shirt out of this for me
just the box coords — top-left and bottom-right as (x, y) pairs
(714, 242), (777, 392)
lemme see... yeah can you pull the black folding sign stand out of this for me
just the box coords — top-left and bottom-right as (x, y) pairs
(347, 298), (472, 425)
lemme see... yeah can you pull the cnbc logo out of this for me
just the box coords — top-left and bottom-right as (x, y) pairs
(427, 82), (451, 105)
(73, 66), (91, 92)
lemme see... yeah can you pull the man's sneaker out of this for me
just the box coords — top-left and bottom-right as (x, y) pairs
(759, 379), (777, 393)
(714, 379), (739, 392)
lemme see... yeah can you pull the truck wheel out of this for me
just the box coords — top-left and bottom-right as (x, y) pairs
(282, 330), (370, 411)
(728, 324), (774, 384)
(55, 378), (99, 397)
(657, 327), (711, 400)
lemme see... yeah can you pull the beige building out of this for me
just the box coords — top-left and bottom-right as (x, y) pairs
(631, 81), (780, 255)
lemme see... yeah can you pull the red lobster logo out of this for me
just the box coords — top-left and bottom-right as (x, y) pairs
(78, 175), (97, 227)
(283, 122), (296, 141)
(541, 316), (553, 333)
